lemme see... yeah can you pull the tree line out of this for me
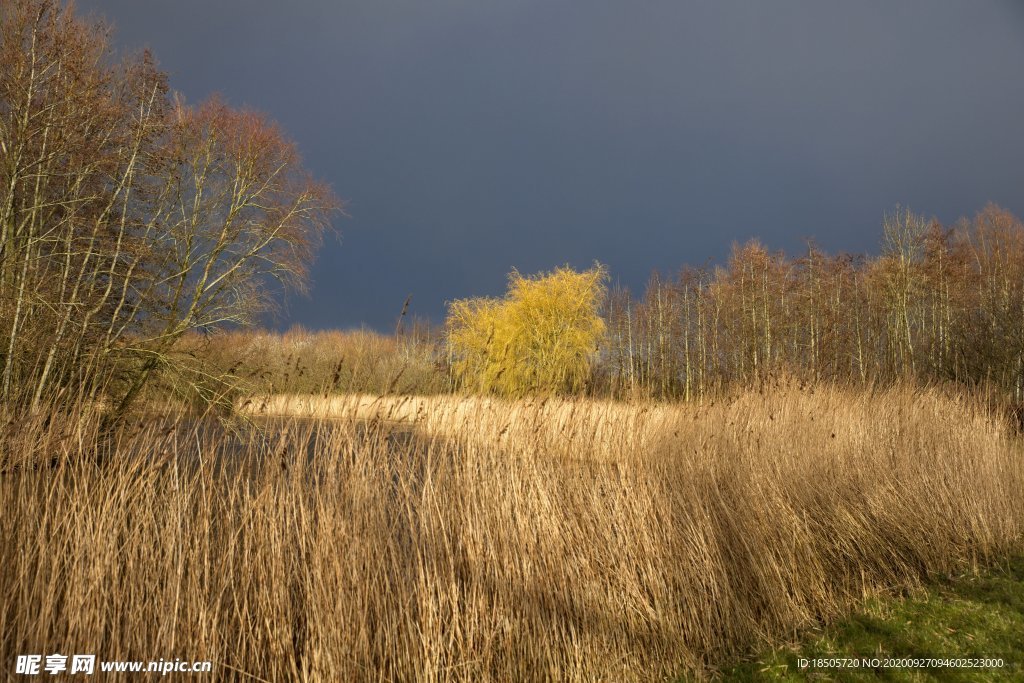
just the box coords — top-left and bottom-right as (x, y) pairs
(597, 205), (1024, 400)
(7, 2), (1022, 414)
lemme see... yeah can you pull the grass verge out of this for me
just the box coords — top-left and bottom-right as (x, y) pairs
(717, 556), (1024, 681)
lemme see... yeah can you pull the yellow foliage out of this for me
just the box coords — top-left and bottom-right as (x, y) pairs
(447, 265), (608, 396)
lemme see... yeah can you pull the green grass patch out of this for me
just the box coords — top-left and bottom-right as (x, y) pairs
(717, 556), (1024, 681)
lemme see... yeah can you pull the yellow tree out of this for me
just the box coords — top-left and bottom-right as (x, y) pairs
(447, 265), (608, 396)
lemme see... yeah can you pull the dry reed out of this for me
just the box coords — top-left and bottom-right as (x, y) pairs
(2, 382), (1022, 681)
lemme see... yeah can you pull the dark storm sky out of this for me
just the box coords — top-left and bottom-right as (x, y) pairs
(78, 0), (1024, 331)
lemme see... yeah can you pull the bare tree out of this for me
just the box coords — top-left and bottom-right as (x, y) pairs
(108, 97), (337, 416)
(0, 0), (339, 417)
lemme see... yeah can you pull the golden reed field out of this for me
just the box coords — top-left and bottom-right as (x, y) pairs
(2, 382), (1023, 681)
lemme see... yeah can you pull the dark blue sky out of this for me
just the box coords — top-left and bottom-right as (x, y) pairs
(79, 0), (1024, 331)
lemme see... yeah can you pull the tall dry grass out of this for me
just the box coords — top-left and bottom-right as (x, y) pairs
(191, 326), (449, 399)
(2, 383), (1022, 681)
